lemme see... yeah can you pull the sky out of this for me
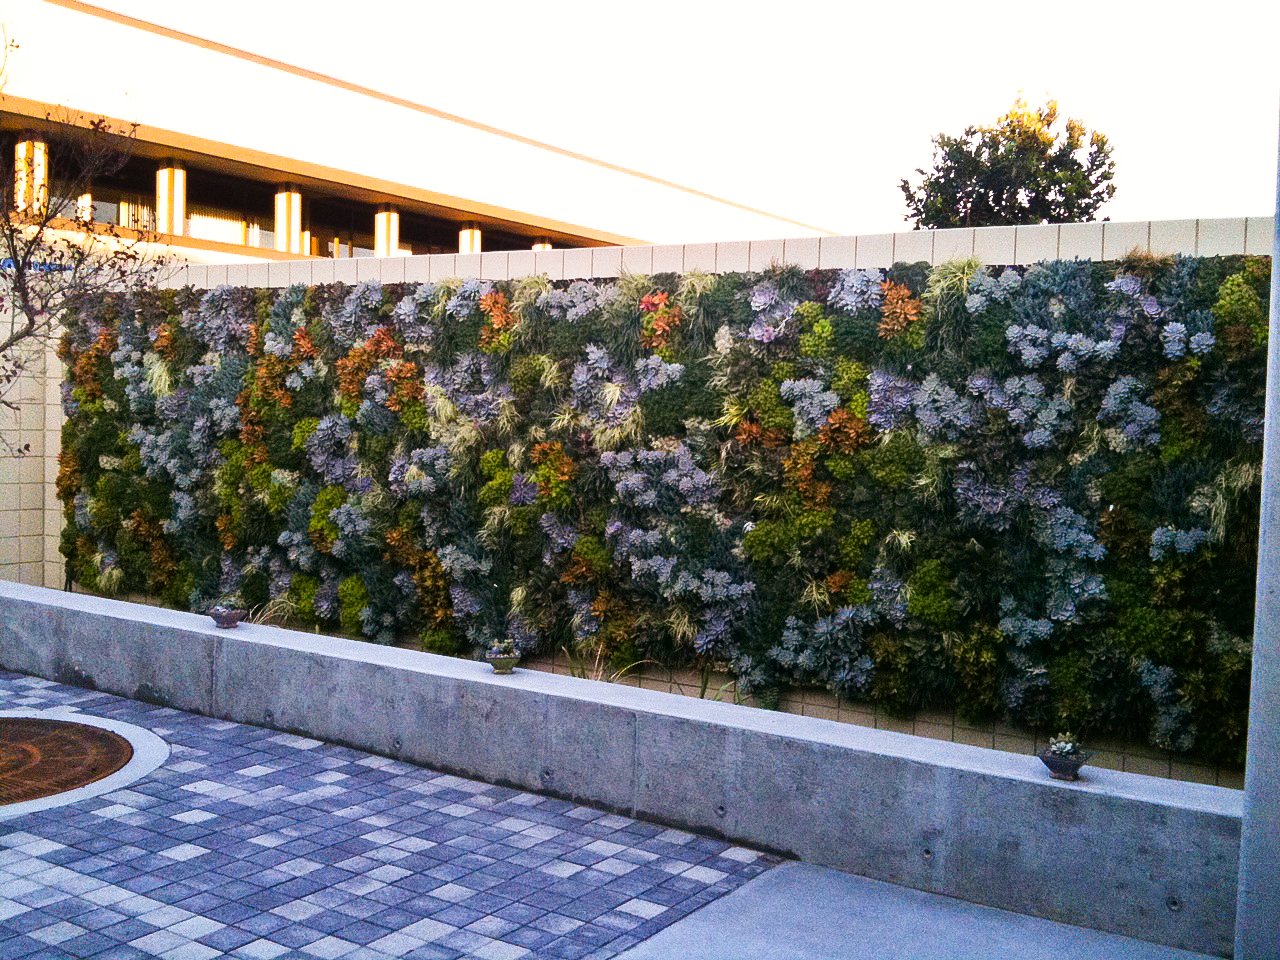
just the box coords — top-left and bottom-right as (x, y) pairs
(4, 0), (1279, 240)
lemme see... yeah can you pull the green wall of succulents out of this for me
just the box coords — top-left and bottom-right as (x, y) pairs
(57, 252), (1269, 763)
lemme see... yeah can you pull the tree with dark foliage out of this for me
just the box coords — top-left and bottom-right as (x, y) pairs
(901, 98), (1116, 229)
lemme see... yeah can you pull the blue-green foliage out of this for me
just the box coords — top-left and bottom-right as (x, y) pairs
(58, 255), (1268, 763)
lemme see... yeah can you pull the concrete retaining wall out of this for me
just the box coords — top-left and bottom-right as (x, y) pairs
(0, 581), (1242, 956)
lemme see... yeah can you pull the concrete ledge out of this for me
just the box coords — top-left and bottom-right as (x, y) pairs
(0, 582), (1241, 956)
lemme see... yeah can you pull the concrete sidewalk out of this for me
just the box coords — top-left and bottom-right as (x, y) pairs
(617, 862), (1218, 960)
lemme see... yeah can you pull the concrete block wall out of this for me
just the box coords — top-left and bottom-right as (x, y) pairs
(0, 337), (64, 590)
(155, 216), (1275, 289)
(0, 582), (1242, 956)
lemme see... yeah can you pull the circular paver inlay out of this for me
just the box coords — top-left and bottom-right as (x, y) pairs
(0, 717), (134, 804)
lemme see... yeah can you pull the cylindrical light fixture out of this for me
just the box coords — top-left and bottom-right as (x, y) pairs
(156, 161), (187, 235)
(459, 223), (482, 254)
(374, 205), (400, 258)
(14, 138), (49, 217)
(274, 184), (303, 254)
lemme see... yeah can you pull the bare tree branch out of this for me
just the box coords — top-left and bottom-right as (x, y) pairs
(1, 69), (169, 445)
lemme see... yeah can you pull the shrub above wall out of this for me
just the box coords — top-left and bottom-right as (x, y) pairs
(57, 253), (1269, 764)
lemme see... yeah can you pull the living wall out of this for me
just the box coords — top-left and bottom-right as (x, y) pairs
(57, 253), (1268, 763)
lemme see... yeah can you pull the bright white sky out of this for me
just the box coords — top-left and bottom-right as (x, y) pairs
(4, 0), (1279, 241)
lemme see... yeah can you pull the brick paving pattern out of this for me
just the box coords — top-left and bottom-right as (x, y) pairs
(0, 671), (778, 959)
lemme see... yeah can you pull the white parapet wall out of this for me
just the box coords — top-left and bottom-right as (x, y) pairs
(0, 581), (1243, 957)
(156, 216), (1276, 289)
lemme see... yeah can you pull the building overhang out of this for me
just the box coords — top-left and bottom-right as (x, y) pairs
(1, 96), (638, 249)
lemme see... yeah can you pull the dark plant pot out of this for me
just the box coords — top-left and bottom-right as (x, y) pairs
(208, 606), (247, 629)
(486, 654), (520, 675)
(1040, 750), (1090, 781)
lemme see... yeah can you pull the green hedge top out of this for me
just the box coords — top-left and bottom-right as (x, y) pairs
(58, 253), (1270, 763)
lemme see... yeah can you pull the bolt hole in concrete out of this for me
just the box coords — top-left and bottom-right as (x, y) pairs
(0, 708), (169, 819)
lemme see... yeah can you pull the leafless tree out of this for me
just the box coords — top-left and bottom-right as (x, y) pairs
(1, 34), (167, 446)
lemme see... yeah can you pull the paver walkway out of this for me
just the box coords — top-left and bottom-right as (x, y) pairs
(0, 671), (777, 959)
(0, 670), (1224, 960)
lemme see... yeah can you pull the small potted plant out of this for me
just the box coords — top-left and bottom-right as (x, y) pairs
(207, 596), (248, 629)
(485, 638), (521, 675)
(1039, 732), (1092, 781)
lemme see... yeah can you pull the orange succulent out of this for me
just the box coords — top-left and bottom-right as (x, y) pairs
(478, 291), (519, 349)
(878, 280), (921, 339)
(784, 438), (831, 509)
(819, 408), (873, 453)
(735, 419), (789, 449)
(336, 326), (403, 402)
